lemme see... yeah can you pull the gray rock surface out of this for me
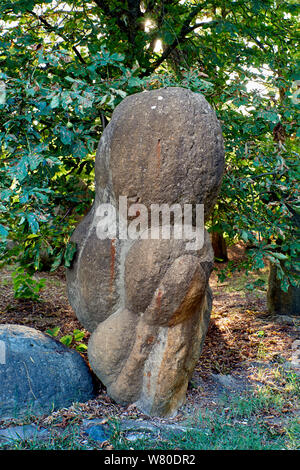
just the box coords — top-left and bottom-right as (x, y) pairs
(85, 425), (111, 443)
(0, 324), (94, 420)
(211, 373), (251, 394)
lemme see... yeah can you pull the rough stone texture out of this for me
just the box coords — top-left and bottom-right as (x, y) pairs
(85, 425), (111, 443)
(0, 325), (94, 420)
(66, 87), (224, 417)
(95, 87), (224, 216)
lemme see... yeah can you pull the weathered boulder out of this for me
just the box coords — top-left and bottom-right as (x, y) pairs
(66, 87), (224, 417)
(0, 324), (94, 420)
(88, 234), (213, 417)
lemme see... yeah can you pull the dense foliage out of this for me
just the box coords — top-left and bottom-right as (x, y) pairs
(0, 0), (299, 298)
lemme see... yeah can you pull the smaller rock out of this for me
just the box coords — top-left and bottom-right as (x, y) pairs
(85, 425), (111, 443)
(125, 432), (147, 442)
(118, 419), (200, 436)
(0, 424), (49, 442)
(0, 324), (95, 420)
(274, 315), (299, 326)
(211, 374), (249, 393)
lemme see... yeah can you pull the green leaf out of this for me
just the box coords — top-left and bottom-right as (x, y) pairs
(271, 252), (289, 260)
(73, 329), (85, 342)
(11, 267), (44, 300)
(100, 94), (109, 105)
(50, 94), (60, 109)
(50, 251), (63, 272)
(64, 242), (77, 268)
(280, 277), (290, 293)
(162, 30), (175, 45)
(0, 224), (9, 240)
(256, 330), (265, 338)
(241, 230), (249, 242)
(109, 52), (124, 62)
(60, 126), (73, 145)
(46, 326), (60, 337)
(60, 335), (73, 347)
(0, 83), (6, 105)
(61, 91), (72, 108)
(27, 213), (39, 234)
(266, 254), (279, 265)
(258, 110), (279, 123)
(0, 189), (12, 202)
(75, 343), (88, 352)
(114, 89), (127, 98)
(9, 159), (28, 182)
(128, 76), (143, 88)
(72, 140), (88, 159)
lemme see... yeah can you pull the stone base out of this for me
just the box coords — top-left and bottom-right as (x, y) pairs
(88, 288), (212, 417)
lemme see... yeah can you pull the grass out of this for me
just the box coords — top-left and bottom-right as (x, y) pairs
(216, 267), (269, 295)
(109, 399), (298, 451)
(0, 425), (98, 450)
(109, 411), (285, 451)
(109, 369), (300, 451)
(285, 420), (300, 449)
(0, 369), (298, 451)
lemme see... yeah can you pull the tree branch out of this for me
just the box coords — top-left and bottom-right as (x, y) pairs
(93, 0), (129, 35)
(145, 3), (206, 73)
(28, 11), (87, 64)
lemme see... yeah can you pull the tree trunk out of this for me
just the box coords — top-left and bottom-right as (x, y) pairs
(211, 232), (228, 262)
(267, 262), (300, 316)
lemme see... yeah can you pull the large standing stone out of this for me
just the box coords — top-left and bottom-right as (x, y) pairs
(0, 325), (94, 419)
(66, 87), (224, 417)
